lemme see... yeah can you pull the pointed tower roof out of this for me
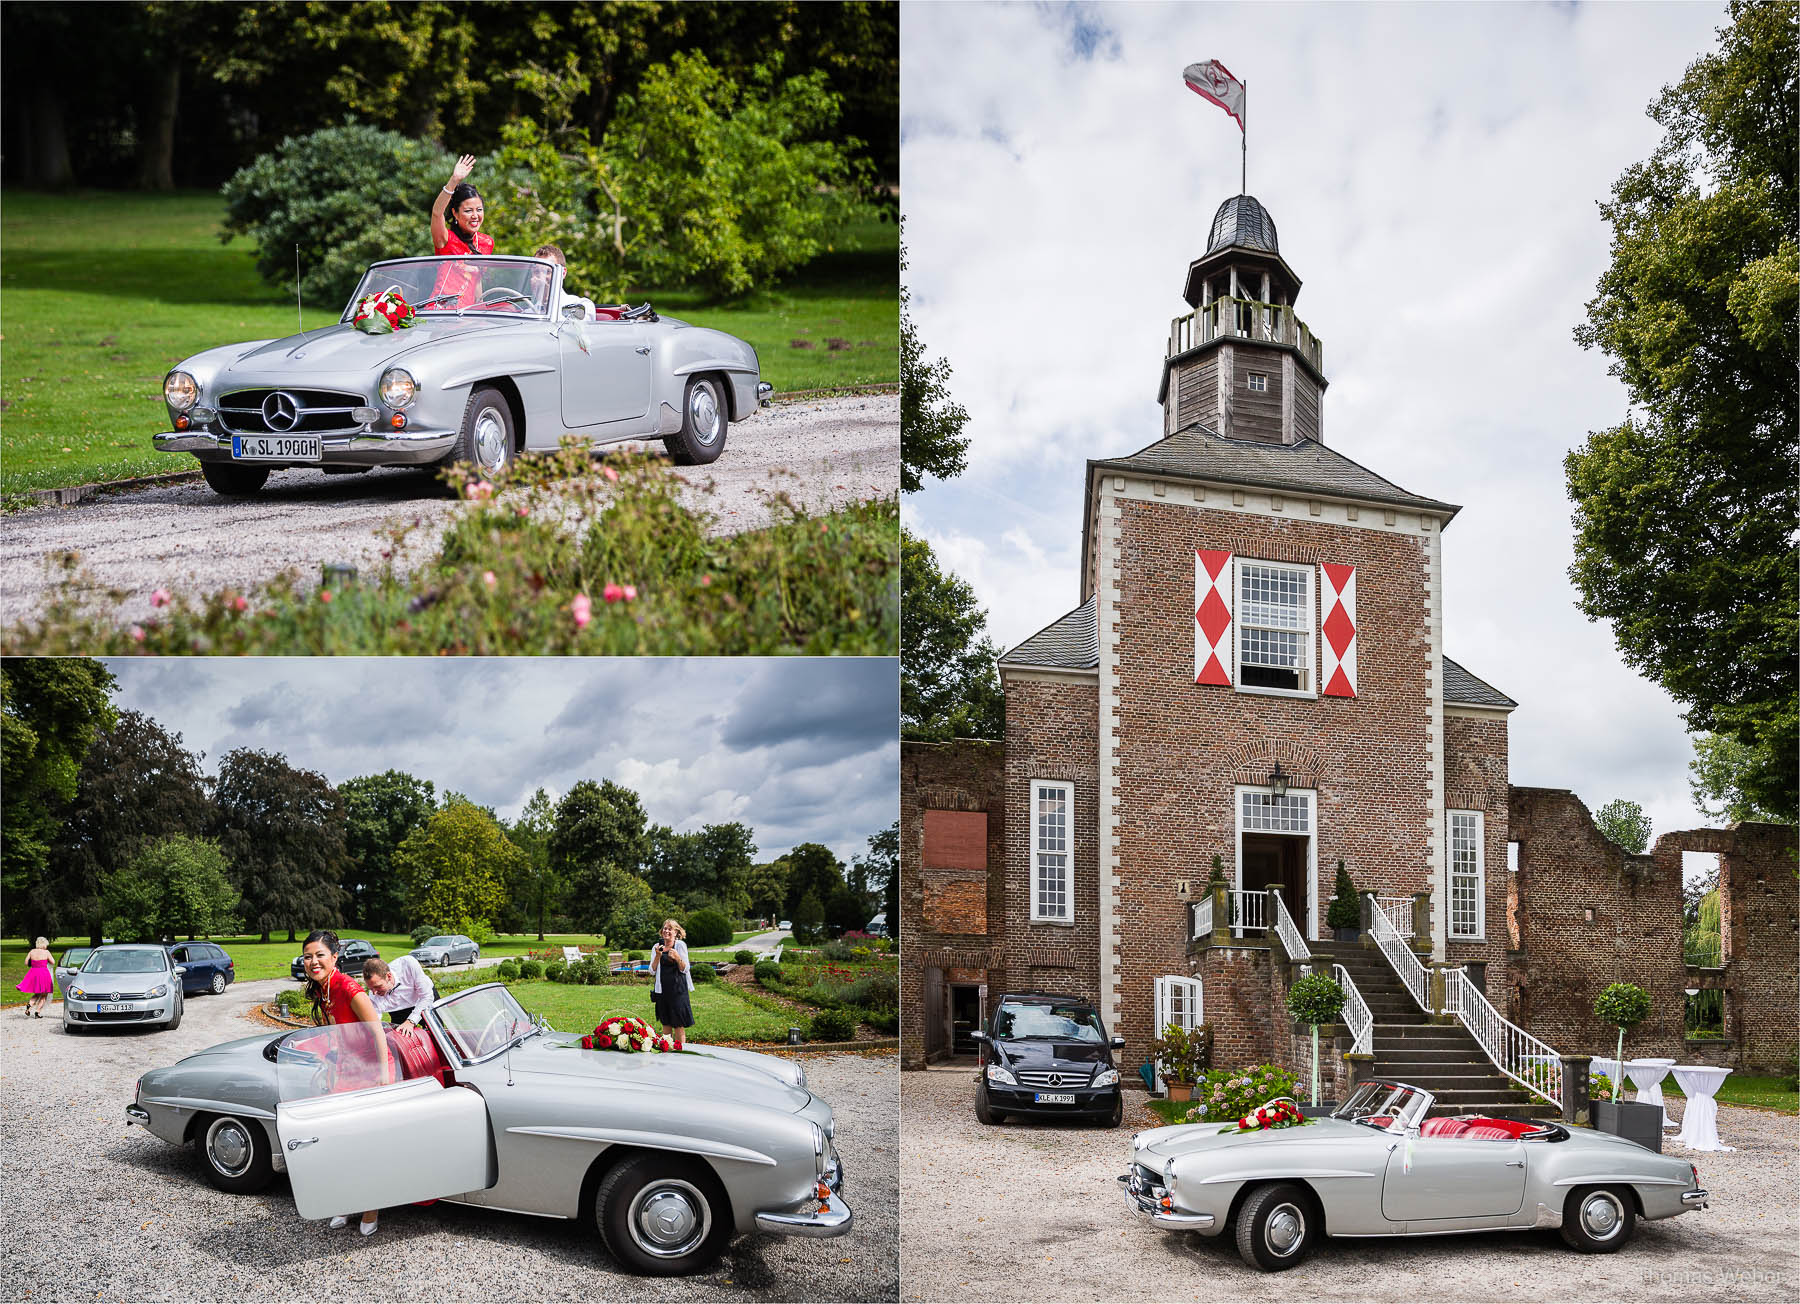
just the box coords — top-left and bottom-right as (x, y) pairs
(1207, 194), (1279, 254)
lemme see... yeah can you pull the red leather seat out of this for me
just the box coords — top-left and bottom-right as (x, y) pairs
(1460, 1116), (1538, 1139)
(388, 1024), (453, 1086)
(592, 307), (623, 321)
(1420, 1117), (1474, 1138)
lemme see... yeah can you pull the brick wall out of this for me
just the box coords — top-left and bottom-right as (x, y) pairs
(1444, 713), (1512, 1002)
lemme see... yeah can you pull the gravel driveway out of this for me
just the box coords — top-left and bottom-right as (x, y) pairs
(0, 392), (897, 631)
(0, 978), (897, 1302)
(900, 1065), (1797, 1303)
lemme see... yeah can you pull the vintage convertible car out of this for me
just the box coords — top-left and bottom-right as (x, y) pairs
(1122, 1079), (1707, 1271)
(125, 983), (850, 1274)
(155, 256), (771, 496)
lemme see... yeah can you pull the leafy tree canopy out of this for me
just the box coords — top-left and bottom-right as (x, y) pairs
(1566, 0), (1798, 823)
(338, 770), (438, 932)
(900, 235), (970, 492)
(395, 799), (518, 931)
(901, 528), (1005, 741)
(1593, 798), (1655, 855)
(550, 779), (649, 932)
(212, 747), (349, 942)
(502, 787), (560, 939)
(102, 834), (239, 943)
(780, 842), (845, 922)
(1688, 731), (1781, 824)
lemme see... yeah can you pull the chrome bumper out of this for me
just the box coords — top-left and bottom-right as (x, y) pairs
(154, 429), (457, 467)
(1118, 1170), (1218, 1231)
(125, 1104), (150, 1127)
(757, 382), (773, 408)
(1682, 1189), (1710, 1207)
(753, 1189), (853, 1238)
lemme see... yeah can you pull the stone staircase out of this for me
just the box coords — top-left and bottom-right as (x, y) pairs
(1318, 946), (1559, 1120)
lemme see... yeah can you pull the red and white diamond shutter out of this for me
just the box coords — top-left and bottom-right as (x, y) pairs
(1321, 562), (1357, 698)
(1195, 549), (1233, 686)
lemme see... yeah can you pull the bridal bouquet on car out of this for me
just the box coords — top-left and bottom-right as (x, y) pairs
(350, 287), (417, 334)
(580, 1015), (677, 1053)
(1233, 1098), (1308, 1133)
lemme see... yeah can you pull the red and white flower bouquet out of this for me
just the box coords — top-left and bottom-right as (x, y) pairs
(578, 1015), (676, 1054)
(351, 287), (417, 335)
(1233, 1097), (1309, 1133)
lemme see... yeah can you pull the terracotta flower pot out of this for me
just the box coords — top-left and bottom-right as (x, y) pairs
(1167, 1081), (1194, 1102)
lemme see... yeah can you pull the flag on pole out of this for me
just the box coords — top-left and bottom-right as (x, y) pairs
(1184, 60), (1245, 131)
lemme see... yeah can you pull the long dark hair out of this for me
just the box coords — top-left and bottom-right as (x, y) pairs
(444, 182), (483, 248)
(301, 929), (340, 1025)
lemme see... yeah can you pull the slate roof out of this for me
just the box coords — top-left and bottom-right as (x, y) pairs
(1208, 194), (1280, 254)
(1000, 595), (1098, 670)
(1442, 657), (1518, 710)
(1094, 425), (1460, 518)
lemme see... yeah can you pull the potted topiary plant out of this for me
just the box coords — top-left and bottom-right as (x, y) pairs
(1286, 972), (1347, 1109)
(1325, 860), (1360, 942)
(1150, 1023), (1213, 1102)
(1592, 982), (1660, 1150)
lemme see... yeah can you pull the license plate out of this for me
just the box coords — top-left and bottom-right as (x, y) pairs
(1034, 1092), (1077, 1104)
(233, 435), (320, 461)
(96, 1002), (140, 1013)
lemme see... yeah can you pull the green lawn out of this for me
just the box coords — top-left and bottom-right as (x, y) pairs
(502, 978), (793, 1042)
(0, 190), (896, 496)
(1666, 1073), (1798, 1114)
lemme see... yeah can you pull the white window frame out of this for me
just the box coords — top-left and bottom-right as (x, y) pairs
(1233, 559), (1315, 698)
(1234, 785), (1318, 939)
(1152, 975), (1204, 1091)
(1247, 371), (1268, 392)
(1448, 810), (1485, 941)
(1029, 779), (1074, 924)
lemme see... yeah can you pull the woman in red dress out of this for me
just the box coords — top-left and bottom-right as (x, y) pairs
(429, 153), (492, 308)
(299, 929), (391, 1236)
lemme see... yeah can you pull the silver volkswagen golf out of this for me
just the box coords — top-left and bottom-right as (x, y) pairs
(62, 944), (185, 1033)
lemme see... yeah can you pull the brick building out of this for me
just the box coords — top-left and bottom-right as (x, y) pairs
(901, 194), (1798, 1087)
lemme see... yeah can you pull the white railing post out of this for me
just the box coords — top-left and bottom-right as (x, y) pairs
(1334, 963), (1373, 1055)
(1268, 890), (1311, 963)
(1441, 965), (1563, 1110)
(1192, 895), (1214, 941)
(1368, 897), (1430, 1012)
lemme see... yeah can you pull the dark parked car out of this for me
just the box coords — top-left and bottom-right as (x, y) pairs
(289, 938), (379, 982)
(168, 942), (236, 995)
(974, 992), (1125, 1128)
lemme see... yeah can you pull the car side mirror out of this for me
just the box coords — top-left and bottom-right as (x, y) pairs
(970, 1031), (988, 1044)
(1111, 1036), (1126, 1049)
(561, 303), (586, 321)
(173, 966), (186, 976)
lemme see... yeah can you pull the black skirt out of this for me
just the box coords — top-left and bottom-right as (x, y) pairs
(653, 956), (693, 1028)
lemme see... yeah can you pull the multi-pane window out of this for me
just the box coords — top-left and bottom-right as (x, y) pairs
(1247, 372), (1268, 392)
(1240, 789), (1312, 834)
(1236, 561), (1311, 692)
(1449, 810), (1485, 939)
(1030, 780), (1073, 922)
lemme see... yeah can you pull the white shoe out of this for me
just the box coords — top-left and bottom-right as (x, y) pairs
(328, 1215), (349, 1230)
(359, 1216), (379, 1237)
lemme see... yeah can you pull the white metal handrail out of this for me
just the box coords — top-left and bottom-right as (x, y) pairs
(1334, 963), (1373, 1055)
(1368, 896), (1429, 1012)
(1374, 897), (1415, 938)
(1444, 966), (1562, 1110)
(1192, 895), (1214, 940)
(1269, 891), (1311, 962)
(1233, 889), (1268, 933)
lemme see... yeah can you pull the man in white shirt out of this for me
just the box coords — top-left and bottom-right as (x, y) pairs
(362, 955), (435, 1028)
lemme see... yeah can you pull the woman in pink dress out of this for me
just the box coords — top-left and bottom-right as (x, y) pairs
(16, 937), (53, 1018)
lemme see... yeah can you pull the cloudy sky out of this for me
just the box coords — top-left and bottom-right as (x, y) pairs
(104, 658), (898, 865)
(901, 1), (1733, 843)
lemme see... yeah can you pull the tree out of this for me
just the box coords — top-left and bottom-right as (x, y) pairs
(901, 529), (1006, 740)
(792, 889), (826, 945)
(900, 234), (970, 491)
(780, 842), (846, 922)
(685, 906), (733, 948)
(504, 787), (560, 939)
(549, 780), (649, 933)
(1688, 732), (1781, 824)
(744, 860), (791, 920)
(212, 748), (349, 942)
(1, 659), (117, 941)
(853, 821), (898, 927)
(603, 871), (682, 950)
(101, 835), (239, 942)
(825, 885), (866, 937)
(1593, 798), (1654, 855)
(49, 709), (213, 945)
(394, 800), (518, 932)
(338, 770), (437, 932)
(1566, 1), (1798, 823)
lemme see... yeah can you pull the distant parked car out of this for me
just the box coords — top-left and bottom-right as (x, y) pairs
(63, 945), (185, 1033)
(778, 920), (792, 933)
(410, 935), (478, 967)
(864, 914), (889, 938)
(54, 947), (94, 997)
(289, 938), (378, 982)
(974, 992), (1125, 1128)
(168, 942), (236, 995)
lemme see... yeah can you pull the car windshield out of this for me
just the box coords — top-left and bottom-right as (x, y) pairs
(82, 948), (166, 974)
(435, 984), (536, 1061)
(994, 1002), (1106, 1043)
(1333, 1080), (1432, 1129)
(422, 937), (455, 948)
(341, 257), (556, 321)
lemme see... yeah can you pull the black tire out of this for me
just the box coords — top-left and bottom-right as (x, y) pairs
(1560, 1186), (1636, 1253)
(662, 376), (729, 466)
(200, 461), (269, 497)
(196, 1114), (275, 1194)
(595, 1153), (732, 1277)
(452, 385), (516, 478)
(164, 998), (182, 1031)
(974, 1082), (1005, 1126)
(62, 1019), (83, 1036)
(1097, 1092), (1123, 1129)
(1235, 1182), (1317, 1272)
(209, 972), (227, 996)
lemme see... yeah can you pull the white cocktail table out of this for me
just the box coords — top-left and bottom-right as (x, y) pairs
(1624, 1058), (1678, 1129)
(1670, 1065), (1734, 1151)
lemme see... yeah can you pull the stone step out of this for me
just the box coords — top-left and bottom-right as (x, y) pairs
(1373, 1027), (1480, 1043)
(1373, 1049), (1496, 1065)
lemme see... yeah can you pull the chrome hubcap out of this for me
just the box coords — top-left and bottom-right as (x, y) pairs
(688, 385), (721, 445)
(206, 1119), (252, 1178)
(1266, 1203), (1304, 1255)
(629, 1181), (709, 1257)
(211, 974), (225, 993)
(1583, 1192), (1623, 1238)
(474, 410), (508, 470)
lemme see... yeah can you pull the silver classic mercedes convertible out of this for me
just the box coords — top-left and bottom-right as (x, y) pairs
(155, 256), (771, 496)
(125, 984), (850, 1275)
(1123, 1080), (1707, 1271)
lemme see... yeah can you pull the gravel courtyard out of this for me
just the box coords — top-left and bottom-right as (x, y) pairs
(0, 979), (897, 1302)
(900, 1064), (1797, 1303)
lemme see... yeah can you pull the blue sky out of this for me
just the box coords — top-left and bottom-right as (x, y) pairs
(901, 1), (1733, 844)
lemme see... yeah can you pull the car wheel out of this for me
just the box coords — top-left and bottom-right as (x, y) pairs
(595, 1153), (732, 1277)
(662, 375), (728, 466)
(974, 1082), (1005, 1126)
(165, 998), (182, 1031)
(1235, 1182), (1317, 1271)
(453, 385), (516, 478)
(1098, 1092), (1123, 1129)
(62, 1018), (82, 1036)
(209, 972), (227, 996)
(1560, 1186), (1636, 1253)
(197, 1114), (275, 1194)
(200, 461), (270, 497)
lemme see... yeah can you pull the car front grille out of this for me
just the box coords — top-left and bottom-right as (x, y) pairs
(218, 387), (366, 437)
(1016, 1069), (1094, 1089)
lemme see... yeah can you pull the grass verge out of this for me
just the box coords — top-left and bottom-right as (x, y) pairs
(497, 978), (792, 1042)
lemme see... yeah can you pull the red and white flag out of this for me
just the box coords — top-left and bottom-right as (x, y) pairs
(1184, 60), (1245, 131)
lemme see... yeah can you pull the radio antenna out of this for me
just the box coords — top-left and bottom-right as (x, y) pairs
(295, 243), (303, 335)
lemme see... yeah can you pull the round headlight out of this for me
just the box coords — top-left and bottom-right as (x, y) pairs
(163, 371), (199, 412)
(379, 368), (417, 409)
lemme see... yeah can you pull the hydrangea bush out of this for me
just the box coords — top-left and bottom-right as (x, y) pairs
(1185, 1064), (1300, 1122)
